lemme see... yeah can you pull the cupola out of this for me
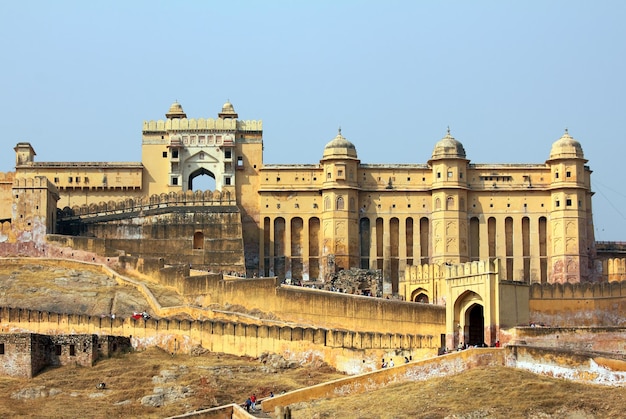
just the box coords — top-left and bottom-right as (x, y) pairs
(322, 129), (358, 160)
(430, 128), (466, 160)
(165, 101), (186, 119)
(548, 129), (585, 160)
(218, 100), (238, 119)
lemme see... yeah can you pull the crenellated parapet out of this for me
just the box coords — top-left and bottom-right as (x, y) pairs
(142, 118), (262, 133)
(12, 176), (56, 190)
(0, 172), (15, 183)
(60, 189), (234, 219)
(405, 263), (446, 284)
(529, 280), (626, 299)
(404, 259), (498, 284)
(445, 259), (499, 281)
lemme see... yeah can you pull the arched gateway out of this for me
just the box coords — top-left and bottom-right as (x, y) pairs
(402, 259), (530, 351)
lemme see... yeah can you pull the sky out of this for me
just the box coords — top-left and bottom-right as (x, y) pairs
(1, 1), (625, 241)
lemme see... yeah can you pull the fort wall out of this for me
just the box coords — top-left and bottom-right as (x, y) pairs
(0, 307), (439, 374)
(54, 191), (245, 273)
(115, 255), (447, 336)
(529, 281), (626, 326)
(505, 326), (626, 355)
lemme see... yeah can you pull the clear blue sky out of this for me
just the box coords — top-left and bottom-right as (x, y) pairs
(1, 1), (625, 241)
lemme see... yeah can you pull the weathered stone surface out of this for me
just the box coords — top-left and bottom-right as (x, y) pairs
(324, 268), (383, 297)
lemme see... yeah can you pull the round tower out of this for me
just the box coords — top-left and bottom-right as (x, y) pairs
(320, 129), (360, 278)
(546, 129), (592, 282)
(428, 129), (470, 264)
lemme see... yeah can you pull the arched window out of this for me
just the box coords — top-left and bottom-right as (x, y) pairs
(324, 197), (331, 211)
(337, 196), (345, 210)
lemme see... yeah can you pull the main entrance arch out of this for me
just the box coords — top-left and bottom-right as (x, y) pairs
(452, 290), (485, 348)
(467, 304), (485, 346)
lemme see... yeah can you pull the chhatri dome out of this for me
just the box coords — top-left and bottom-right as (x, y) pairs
(218, 100), (238, 119)
(322, 128), (358, 159)
(548, 129), (585, 160)
(431, 128), (466, 160)
(165, 101), (186, 119)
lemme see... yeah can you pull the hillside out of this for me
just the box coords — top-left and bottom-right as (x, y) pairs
(1, 261), (625, 418)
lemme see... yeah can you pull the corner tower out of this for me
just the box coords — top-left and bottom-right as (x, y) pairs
(546, 130), (593, 282)
(428, 129), (470, 264)
(320, 129), (360, 278)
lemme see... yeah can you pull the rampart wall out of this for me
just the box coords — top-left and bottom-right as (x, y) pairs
(116, 255), (447, 337)
(58, 189), (235, 219)
(529, 281), (626, 326)
(0, 307), (438, 374)
(504, 326), (626, 355)
(53, 195), (246, 272)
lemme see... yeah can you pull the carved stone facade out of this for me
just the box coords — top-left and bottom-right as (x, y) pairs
(1, 102), (597, 288)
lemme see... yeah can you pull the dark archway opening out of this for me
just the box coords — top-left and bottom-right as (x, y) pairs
(415, 293), (429, 303)
(188, 167), (216, 191)
(467, 304), (484, 346)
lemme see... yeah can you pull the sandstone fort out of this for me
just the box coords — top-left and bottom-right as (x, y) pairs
(0, 101), (624, 385)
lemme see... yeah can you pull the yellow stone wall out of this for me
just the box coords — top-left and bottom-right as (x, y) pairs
(4, 102), (599, 289)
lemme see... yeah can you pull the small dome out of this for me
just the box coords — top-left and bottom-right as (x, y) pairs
(431, 129), (466, 160)
(222, 101), (235, 113)
(549, 129), (584, 160)
(166, 101), (186, 119)
(322, 129), (358, 159)
(218, 100), (238, 119)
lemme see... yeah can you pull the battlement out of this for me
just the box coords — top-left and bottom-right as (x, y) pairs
(12, 176), (57, 190)
(404, 259), (498, 283)
(530, 280), (626, 299)
(142, 118), (262, 132)
(0, 172), (15, 183)
(59, 189), (235, 219)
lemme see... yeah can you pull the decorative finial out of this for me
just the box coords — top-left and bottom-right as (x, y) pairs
(447, 126), (451, 136)
(564, 127), (568, 135)
(338, 126), (342, 136)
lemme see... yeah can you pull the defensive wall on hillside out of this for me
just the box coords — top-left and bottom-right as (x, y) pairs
(117, 255), (447, 336)
(0, 307), (438, 374)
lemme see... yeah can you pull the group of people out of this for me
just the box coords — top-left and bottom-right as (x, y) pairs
(244, 394), (257, 412)
(381, 356), (411, 368)
(243, 391), (276, 412)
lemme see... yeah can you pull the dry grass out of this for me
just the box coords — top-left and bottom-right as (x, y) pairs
(1, 261), (625, 418)
(290, 366), (626, 419)
(0, 347), (346, 418)
(2, 356), (624, 418)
